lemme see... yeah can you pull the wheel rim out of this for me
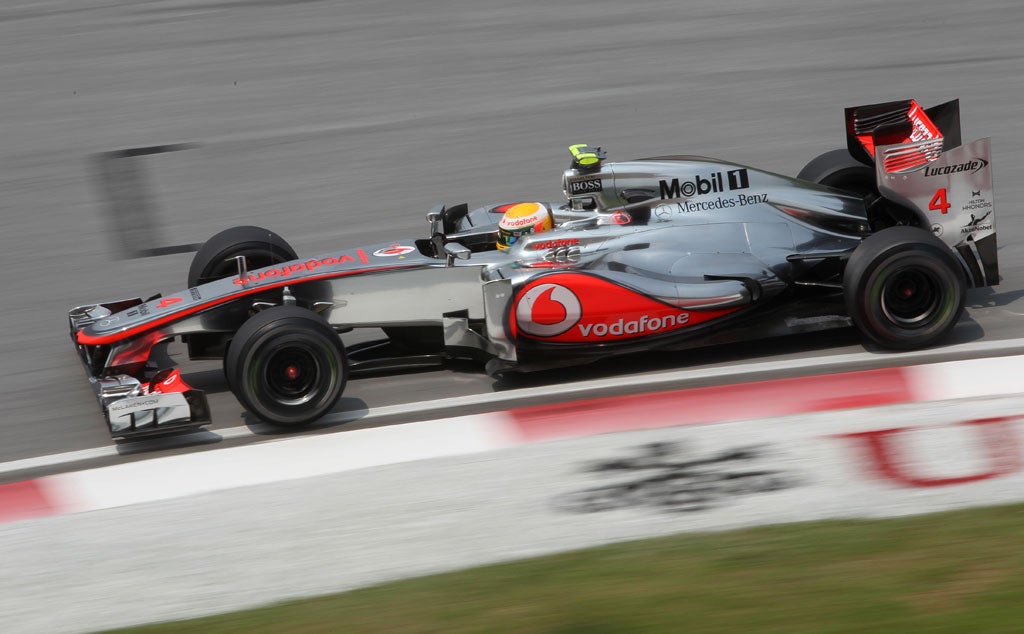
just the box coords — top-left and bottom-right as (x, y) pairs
(259, 344), (325, 406)
(880, 267), (942, 327)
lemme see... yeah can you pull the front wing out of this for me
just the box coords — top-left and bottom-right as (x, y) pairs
(69, 300), (211, 438)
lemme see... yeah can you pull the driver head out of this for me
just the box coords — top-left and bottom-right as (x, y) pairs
(496, 202), (554, 250)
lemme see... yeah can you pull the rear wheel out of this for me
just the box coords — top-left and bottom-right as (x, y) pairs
(225, 306), (348, 426)
(844, 226), (966, 350)
(797, 148), (876, 196)
(798, 148), (918, 229)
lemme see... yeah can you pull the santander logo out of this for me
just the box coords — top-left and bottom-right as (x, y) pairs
(515, 283), (582, 337)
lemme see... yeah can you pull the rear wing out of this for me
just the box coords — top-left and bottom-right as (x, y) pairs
(845, 99), (962, 168)
(844, 99), (997, 288)
(876, 137), (997, 287)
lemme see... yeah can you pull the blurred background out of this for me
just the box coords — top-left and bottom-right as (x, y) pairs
(3, 0), (1023, 470)
(2, 1), (1024, 630)
(4, 0), (1019, 266)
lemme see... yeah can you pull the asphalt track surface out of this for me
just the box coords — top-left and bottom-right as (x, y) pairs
(2, 0), (1024, 468)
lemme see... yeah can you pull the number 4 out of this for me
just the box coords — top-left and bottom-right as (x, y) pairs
(929, 188), (951, 214)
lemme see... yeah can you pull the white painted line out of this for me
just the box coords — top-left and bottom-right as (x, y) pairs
(48, 413), (519, 514)
(4, 341), (1024, 479)
(0, 426), (256, 478)
(908, 355), (1024, 402)
(0, 446), (119, 477)
(326, 341), (1024, 424)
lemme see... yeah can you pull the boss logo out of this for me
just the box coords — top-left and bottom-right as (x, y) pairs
(569, 178), (603, 195)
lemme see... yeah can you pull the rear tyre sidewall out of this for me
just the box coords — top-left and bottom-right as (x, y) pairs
(226, 306), (347, 426)
(844, 227), (966, 350)
(797, 148), (876, 197)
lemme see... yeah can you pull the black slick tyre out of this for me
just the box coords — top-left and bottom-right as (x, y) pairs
(844, 226), (966, 350)
(797, 148), (875, 196)
(225, 306), (348, 426)
(798, 148), (918, 230)
(188, 225), (297, 287)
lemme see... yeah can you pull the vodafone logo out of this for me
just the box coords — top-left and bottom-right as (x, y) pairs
(512, 273), (737, 342)
(515, 283), (581, 337)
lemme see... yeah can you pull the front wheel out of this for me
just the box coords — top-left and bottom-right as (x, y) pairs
(225, 306), (348, 426)
(188, 225), (297, 287)
(185, 225), (300, 364)
(844, 226), (966, 350)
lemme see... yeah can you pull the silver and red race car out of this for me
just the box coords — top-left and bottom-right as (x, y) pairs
(69, 99), (997, 438)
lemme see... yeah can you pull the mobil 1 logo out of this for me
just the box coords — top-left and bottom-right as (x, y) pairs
(659, 168), (750, 199)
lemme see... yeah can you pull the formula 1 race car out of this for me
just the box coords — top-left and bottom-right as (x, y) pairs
(69, 99), (998, 438)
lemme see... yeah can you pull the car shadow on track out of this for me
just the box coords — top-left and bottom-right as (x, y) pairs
(489, 318), (988, 393)
(179, 366), (233, 394)
(142, 314), (990, 449)
(488, 328), (863, 392)
(237, 395), (375, 437)
(968, 285), (1024, 309)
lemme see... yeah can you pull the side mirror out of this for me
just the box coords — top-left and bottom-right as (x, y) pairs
(426, 204), (445, 237)
(443, 242), (471, 266)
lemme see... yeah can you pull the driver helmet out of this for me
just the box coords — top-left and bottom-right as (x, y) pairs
(496, 202), (554, 250)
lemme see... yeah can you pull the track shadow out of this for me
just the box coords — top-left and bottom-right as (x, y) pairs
(491, 327), (867, 392)
(968, 286), (1024, 309)
(240, 396), (372, 436)
(490, 315), (989, 392)
(114, 428), (226, 456)
(179, 366), (233, 395)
